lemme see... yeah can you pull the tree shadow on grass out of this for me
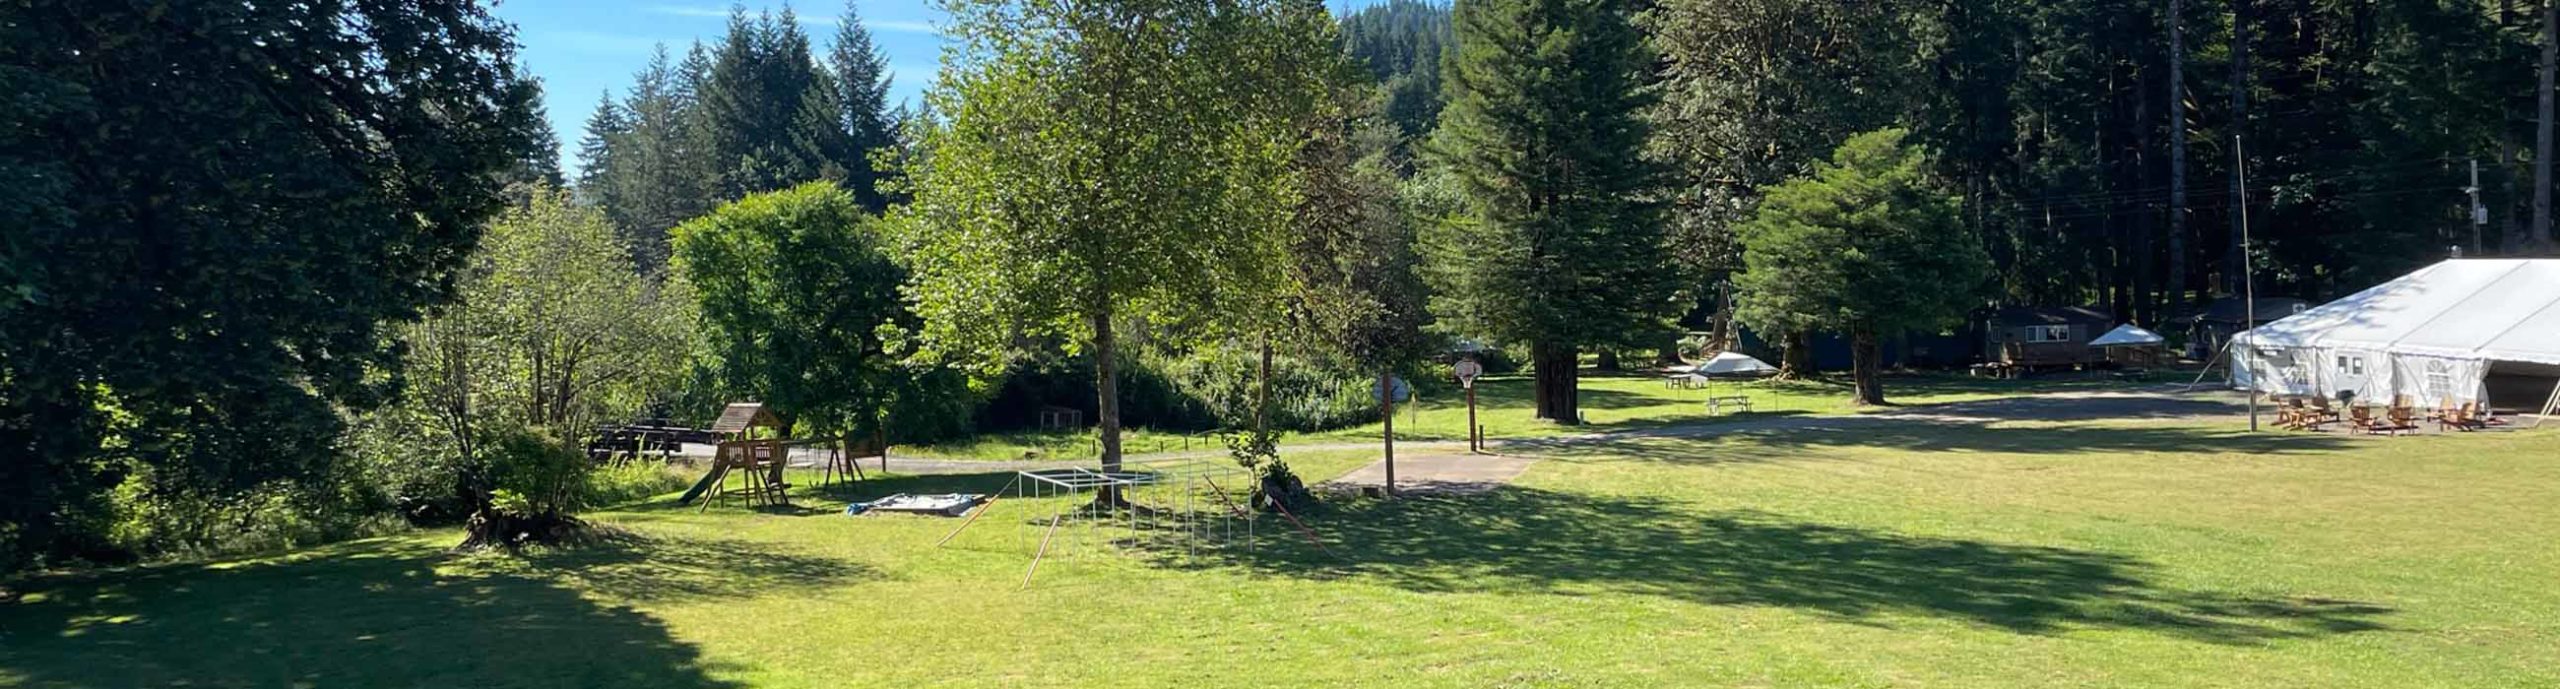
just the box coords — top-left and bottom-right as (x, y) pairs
(0, 533), (868, 688)
(1152, 488), (2390, 644)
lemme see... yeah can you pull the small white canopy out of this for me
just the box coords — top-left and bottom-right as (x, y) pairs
(1691, 351), (1778, 376)
(2087, 323), (2165, 348)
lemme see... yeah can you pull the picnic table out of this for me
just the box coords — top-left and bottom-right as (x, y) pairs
(1707, 395), (1752, 415)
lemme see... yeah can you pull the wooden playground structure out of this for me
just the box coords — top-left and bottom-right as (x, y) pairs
(679, 402), (888, 510)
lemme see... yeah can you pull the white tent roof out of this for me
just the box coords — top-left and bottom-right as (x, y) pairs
(1691, 351), (1777, 375)
(2237, 259), (2560, 366)
(2087, 323), (2164, 347)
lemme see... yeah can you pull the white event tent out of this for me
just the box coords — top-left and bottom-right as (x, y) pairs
(2232, 259), (2560, 410)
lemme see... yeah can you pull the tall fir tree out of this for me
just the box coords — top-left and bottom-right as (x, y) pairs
(692, 7), (832, 199)
(1429, 0), (1674, 424)
(829, 0), (900, 210)
(575, 92), (630, 197)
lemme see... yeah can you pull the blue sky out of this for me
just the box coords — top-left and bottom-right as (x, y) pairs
(494, 0), (1386, 173)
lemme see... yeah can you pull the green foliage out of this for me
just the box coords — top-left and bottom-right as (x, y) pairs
(903, 0), (1335, 359)
(1339, 0), (1456, 148)
(692, 8), (836, 198)
(579, 47), (714, 269)
(578, 5), (906, 271)
(481, 427), (591, 521)
(824, 0), (903, 211)
(903, 0), (1341, 466)
(1289, 84), (1438, 376)
(1732, 128), (1990, 396)
(1644, 0), (1920, 284)
(581, 463), (692, 509)
(1151, 349), (1378, 432)
(0, 0), (542, 570)
(1426, 0), (1677, 351)
(675, 182), (925, 440)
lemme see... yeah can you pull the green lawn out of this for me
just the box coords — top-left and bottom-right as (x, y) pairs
(902, 369), (2183, 460)
(9, 410), (2557, 688)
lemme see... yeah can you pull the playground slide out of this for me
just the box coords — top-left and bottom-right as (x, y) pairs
(678, 466), (723, 504)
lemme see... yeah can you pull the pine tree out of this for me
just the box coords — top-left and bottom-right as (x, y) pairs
(1339, 0), (1455, 148)
(693, 7), (831, 199)
(1429, 0), (1673, 424)
(588, 45), (716, 270)
(829, 0), (899, 210)
(1733, 129), (1990, 405)
(575, 92), (630, 196)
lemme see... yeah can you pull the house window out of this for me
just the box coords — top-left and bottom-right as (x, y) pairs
(2024, 325), (2073, 343)
(2334, 355), (2365, 376)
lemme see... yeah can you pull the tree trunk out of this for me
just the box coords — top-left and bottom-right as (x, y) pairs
(1531, 341), (1580, 424)
(2225, 0), (2250, 293)
(1779, 330), (1814, 379)
(1594, 348), (1620, 371)
(2542, 0), (2560, 250)
(2167, 0), (2189, 317)
(1092, 310), (1122, 474)
(2132, 64), (2157, 327)
(1850, 327), (1886, 406)
(1256, 335), (1273, 436)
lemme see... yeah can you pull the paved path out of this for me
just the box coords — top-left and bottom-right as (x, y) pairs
(1319, 452), (1539, 496)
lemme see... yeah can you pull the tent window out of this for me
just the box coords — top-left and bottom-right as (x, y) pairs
(2334, 355), (2365, 376)
(2425, 360), (2453, 401)
(2025, 325), (2073, 343)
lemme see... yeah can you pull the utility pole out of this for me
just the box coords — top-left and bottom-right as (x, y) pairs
(2537, 0), (2556, 246)
(2168, 0), (2190, 317)
(2237, 135), (2258, 432)
(2469, 158), (2488, 257)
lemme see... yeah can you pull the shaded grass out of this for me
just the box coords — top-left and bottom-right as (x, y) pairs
(9, 423), (2557, 688)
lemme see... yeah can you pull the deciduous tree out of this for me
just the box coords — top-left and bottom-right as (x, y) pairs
(0, 0), (542, 568)
(675, 182), (921, 450)
(901, 0), (1334, 474)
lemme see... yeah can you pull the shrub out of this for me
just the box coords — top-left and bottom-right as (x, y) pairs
(582, 462), (692, 508)
(458, 427), (593, 550)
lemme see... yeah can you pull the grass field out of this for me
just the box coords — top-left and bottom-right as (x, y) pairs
(8, 397), (2557, 687)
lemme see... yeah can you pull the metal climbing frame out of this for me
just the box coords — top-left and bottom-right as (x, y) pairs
(928, 458), (1263, 587)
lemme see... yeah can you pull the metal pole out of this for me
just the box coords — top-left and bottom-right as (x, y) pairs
(2237, 134), (2258, 432)
(2470, 158), (2487, 257)
(1465, 384), (1478, 453)
(1379, 372), (1396, 497)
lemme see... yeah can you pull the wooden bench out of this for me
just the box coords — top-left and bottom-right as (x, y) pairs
(1707, 395), (1752, 415)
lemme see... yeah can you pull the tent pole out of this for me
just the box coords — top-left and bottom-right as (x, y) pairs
(2185, 335), (2241, 392)
(2531, 378), (2560, 429)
